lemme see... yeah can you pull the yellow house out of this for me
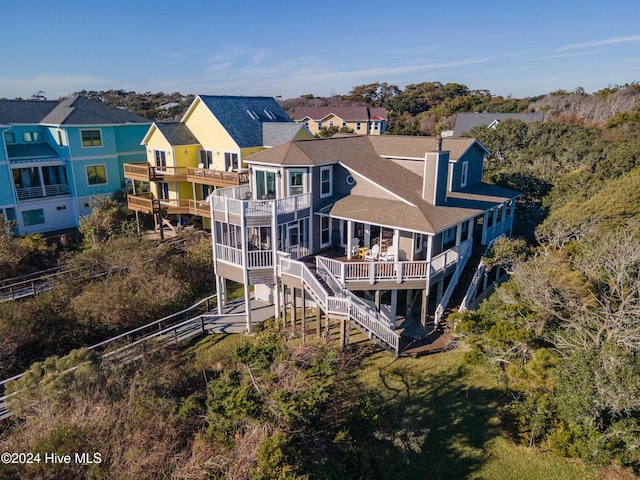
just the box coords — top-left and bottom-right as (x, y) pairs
(124, 95), (312, 229)
(294, 106), (388, 136)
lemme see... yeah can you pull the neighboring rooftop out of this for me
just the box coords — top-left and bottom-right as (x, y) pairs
(0, 100), (59, 124)
(294, 106), (389, 122)
(262, 123), (310, 147)
(195, 95), (292, 148)
(453, 112), (544, 136)
(41, 96), (150, 125)
(154, 122), (199, 146)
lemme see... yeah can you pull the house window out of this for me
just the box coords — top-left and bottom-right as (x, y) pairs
(255, 170), (276, 199)
(329, 120), (334, 127)
(356, 122), (361, 131)
(442, 226), (457, 251)
(158, 182), (170, 200)
(461, 161), (469, 187)
(342, 122), (346, 128)
(154, 150), (167, 168)
(81, 129), (102, 147)
(289, 171), (304, 196)
(496, 205), (503, 223)
(372, 122), (378, 130)
(22, 131), (43, 142)
(320, 166), (332, 197)
(22, 208), (45, 227)
(86, 165), (107, 185)
(414, 233), (423, 253)
(317, 122), (322, 130)
(4, 132), (15, 143)
(321, 216), (330, 246)
(199, 150), (213, 168)
(224, 152), (239, 171)
(56, 130), (64, 146)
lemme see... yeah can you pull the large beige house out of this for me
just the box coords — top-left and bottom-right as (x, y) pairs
(294, 106), (388, 136)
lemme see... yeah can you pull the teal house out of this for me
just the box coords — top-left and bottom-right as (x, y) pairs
(0, 96), (150, 234)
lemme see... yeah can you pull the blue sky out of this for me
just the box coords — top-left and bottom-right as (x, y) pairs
(2, 0), (640, 100)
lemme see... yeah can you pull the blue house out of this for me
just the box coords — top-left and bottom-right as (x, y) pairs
(0, 96), (150, 234)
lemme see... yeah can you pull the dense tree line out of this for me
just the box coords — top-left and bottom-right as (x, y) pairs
(454, 110), (640, 472)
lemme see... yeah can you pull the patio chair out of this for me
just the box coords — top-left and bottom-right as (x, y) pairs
(350, 237), (360, 256)
(364, 244), (380, 261)
(380, 244), (397, 262)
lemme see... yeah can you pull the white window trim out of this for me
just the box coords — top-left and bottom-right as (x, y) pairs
(86, 164), (108, 186)
(223, 151), (240, 171)
(320, 215), (331, 248)
(320, 166), (332, 198)
(80, 128), (103, 148)
(289, 170), (305, 196)
(414, 233), (423, 253)
(461, 161), (469, 187)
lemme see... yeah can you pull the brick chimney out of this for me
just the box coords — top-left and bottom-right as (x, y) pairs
(422, 139), (449, 205)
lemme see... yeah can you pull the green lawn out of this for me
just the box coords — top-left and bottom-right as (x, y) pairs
(187, 325), (631, 479)
(356, 343), (624, 480)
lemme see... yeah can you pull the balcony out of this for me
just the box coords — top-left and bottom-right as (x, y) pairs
(211, 185), (311, 223)
(186, 167), (249, 187)
(123, 163), (188, 182)
(127, 193), (212, 218)
(16, 183), (70, 201)
(313, 240), (471, 289)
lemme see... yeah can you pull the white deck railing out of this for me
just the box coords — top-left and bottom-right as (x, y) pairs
(434, 239), (473, 326)
(459, 261), (486, 313)
(293, 257), (400, 354)
(315, 241), (471, 287)
(211, 186), (310, 220)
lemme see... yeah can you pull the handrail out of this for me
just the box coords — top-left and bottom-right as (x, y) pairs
(284, 256), (400, 355)
(434, 239), (473, 326)
(459, 261), (486, 313)
(0, 294), (217, 390)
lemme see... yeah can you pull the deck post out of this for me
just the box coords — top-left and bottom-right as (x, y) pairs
(282, 285), (288, 329)
(315, 307), (322, 337)
(291, 287), (298, 334)
(420, 288), (428, 329)
(301, 289), (307, 344)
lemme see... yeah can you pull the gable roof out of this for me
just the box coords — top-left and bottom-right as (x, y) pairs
(0, 100), (59, 124)
(193, 95), (292, 148)
(262, 123), (311, 147)
(246, 135), (517, 234)
(294, 106), (389, 122)
(453, 112), (544, 136)
(154, 122), (199, 146)
(41, 96), (150, 125)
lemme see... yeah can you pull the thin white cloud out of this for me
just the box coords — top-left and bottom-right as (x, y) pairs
(533, 50), (600, 61)
(555, 35), (640, 52)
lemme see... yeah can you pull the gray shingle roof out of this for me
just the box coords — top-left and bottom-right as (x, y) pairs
(453, 112), (544, 136)
(197, 95), (292, 148)
(155, 122), (199, 146)
(41, 96), (150, 125)
(262, 123), (310, 147)
(246, 135), (518, 234)
(0, 100), (59, 124)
